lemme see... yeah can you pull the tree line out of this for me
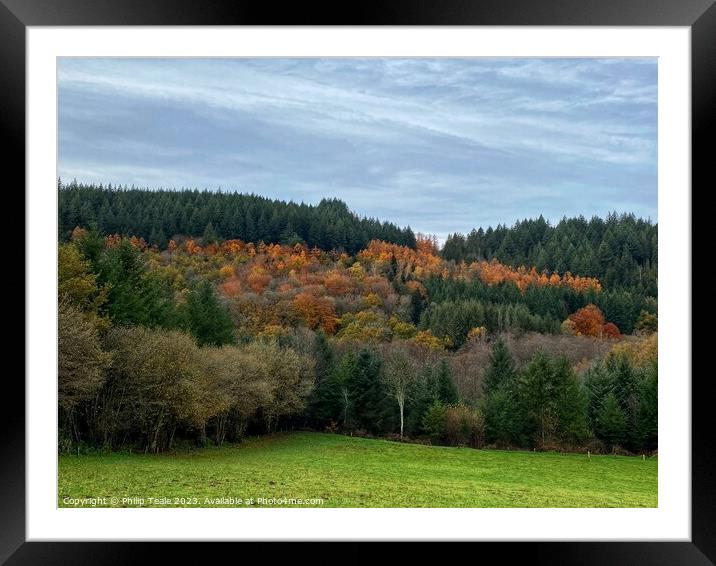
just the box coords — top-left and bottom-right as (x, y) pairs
(442, 213), (657, 296)
(421, 276), (656, 337)
(58, 180), (417, 254)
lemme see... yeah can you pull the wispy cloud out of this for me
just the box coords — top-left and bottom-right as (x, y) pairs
(58, 58), (657, 238)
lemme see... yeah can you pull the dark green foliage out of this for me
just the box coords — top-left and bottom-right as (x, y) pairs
(435, 359), (459, 405)
(346, 348), (392, 434)
(552, 357), (590, 444)
(596, 393), (627, 450)
(609, 355), (639, 446)
(203, 222), (218, 245)
(482, 338), (520, 445)
(442, 212), (657, 296)
(403, 360), (459, 436)
(422, 400), (447, 443)
(305, 331), (340, 426)
(584, 354), (657, 452)
(636, 362), (658, 451)
(183, 280), (235, 346)
(409, 290), (424, 325)
(59, 181), (416, 253)
(483, 338), (516, 394)
(422, 274), (650, 339)
(404, 366), (437, 436)
(96, 239), (179, 327)
(515, 352), (590, 448)
(516, 352), (557, 448)
(74, 225), (106, 266)
(482, 387), (519, 445)
(420, 299), (559, 348)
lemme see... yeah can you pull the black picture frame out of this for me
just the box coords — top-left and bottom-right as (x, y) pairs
(6, 0), (712, 562)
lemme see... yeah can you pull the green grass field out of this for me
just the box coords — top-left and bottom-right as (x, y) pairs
(58, 432), (657, 508)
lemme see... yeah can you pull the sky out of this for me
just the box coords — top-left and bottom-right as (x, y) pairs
(58, 58), (657, 240)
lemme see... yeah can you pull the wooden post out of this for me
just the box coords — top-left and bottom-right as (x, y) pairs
(588, 450), (590, 459)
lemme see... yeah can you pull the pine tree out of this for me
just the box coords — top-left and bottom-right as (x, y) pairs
(596, 392), (627, 450)
(435, 359), (459, 404)
(183, 280), (235, 346)
(409, 290), (424, 325)
(347, 348), (392, 434)
(483, 338), (516, 394)
(203, 222), (218, 245)
(305, 331), (340, 426)
(482, 338), (519, 444)
(516, 351), (556, 449)
(636, 362), (658, 451)
(553, 356), (590, 443)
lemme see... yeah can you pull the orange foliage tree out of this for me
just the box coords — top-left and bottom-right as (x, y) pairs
(568, 304), (605, 337)
(602, 322), (622, 340)
(567, 304), (620, 339)
(291, 292), (339, 333)
(469, 259), (601, 293)
(247, 267), (272, 294)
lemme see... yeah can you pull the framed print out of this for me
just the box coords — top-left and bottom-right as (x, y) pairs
(6, 0), (713, 562)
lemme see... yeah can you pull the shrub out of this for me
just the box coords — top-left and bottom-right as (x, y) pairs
(444, 404), (485, 448)
(422, 401), (447, 443)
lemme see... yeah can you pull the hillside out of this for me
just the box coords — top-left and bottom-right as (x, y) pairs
(58, 185), (658, 457)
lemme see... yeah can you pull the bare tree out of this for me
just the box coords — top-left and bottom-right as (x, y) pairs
(384, 347), (418, 438)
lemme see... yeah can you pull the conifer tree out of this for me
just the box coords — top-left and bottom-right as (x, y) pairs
(183, 280), (235, 346)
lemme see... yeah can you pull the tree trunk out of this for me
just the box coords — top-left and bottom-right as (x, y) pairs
(342, 387), (349, 426)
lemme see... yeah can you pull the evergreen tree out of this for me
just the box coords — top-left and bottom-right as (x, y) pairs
(347, 348), (392, 434)
(482, 386), (519, 445)
(203, 222), (218, 245)
(636, 362), (658, 451)
(435, 359), (459, 404)
(409, 290), (424, 325)
(516, 351), (557, 448)
(553, 356), (590, 444)
(183, 280), (235, 346)
(149, 226), (167, 249)
(305, 331), (340, 426)
(596, 392), (627, 450)
(483, 338), (516, 394)
(482, 338), (519, 445)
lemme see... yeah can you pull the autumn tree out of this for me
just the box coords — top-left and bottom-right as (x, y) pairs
(252, 342), (315, 432)
(568, 304), (606, 337)
(200, 345), (273, 445)
(58, 243), (107, 315)
(103, 327), (203, 452)
(634, 310), (658, 335)
(58, 301), (110, 446)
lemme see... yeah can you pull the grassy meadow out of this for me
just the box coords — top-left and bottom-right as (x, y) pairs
(58, 432), (657, 508)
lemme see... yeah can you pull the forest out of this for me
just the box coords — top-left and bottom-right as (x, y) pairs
(58, 182), (658, 456)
